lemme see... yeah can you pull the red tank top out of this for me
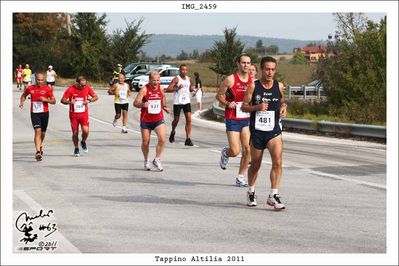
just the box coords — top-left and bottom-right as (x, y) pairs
(26, 85), (54, 113)
(140, 84), (164, 123)
(225, 72), (252, 120)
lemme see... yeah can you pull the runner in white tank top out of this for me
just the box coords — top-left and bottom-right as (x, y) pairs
(108, 73), (131, 133)
(165, 64), (195, 146)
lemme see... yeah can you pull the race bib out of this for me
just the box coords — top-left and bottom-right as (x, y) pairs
(17, 73), (22, 78)
(74, 99), (85, 113)
(32, 101), (44, 113)
(119, 90), (127, 100)
(255, 111), (275, 131)
(236, 102), (250, 119)
(178, 92), (189, 104)
(148, 100), (161, 114)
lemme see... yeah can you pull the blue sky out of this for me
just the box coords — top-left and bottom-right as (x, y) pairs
(103, 13), (385, 41)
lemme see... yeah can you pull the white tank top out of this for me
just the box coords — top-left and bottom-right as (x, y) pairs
(46, 70), (56, 82)
(173, 75), (191, 105)
(115, 83), (130, 104)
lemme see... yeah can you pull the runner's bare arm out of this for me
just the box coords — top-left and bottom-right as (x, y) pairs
(133, 87), (148, 108)
(189, 77), (194, 92)
(279, 82), (287, 118)
(19, 89), (29, 109)
(88, 94), (98, 104)
(216, 75), (235, 108)
(242, 82), (268, 112)
(39, 95), (56, 105)
(165, 77), (179, 92)
(108, 83), (117, 95)
(162, 91), (170, 114)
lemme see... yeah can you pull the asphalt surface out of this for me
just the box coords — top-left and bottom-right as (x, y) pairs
(12, 85), (386, 254)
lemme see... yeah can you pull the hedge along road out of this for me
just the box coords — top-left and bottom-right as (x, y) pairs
(12, 85), (386, 253)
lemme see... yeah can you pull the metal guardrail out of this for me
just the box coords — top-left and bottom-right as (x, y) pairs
(212, 102), (386, 139)
(285, 85), (324, 100)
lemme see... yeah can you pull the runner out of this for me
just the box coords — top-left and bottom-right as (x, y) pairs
(108, 73), (131, 133)
(166, 64), (194, 146)
(15, 64), (23, 90)
(249, 64), (258, 81)
(61, 76), (98, 157)
(242, 56), (287, 210)
(216, 54), (253, 187)
(22, 64), (32, 90)
(133, 71), (170, 171)
(46, 65), (57, 89)
(19, 73), (56, 161)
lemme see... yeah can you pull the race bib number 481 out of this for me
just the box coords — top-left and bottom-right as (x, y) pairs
(255, 111), (275, 131)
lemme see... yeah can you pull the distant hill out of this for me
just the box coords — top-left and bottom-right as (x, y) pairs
(141, 34), (325, 57)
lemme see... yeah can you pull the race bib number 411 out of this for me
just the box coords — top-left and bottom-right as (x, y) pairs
(255, 111), (275, 131)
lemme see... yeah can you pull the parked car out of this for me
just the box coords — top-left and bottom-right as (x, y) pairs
(124, 63), (173, 88)
(132, 67), (180, 92)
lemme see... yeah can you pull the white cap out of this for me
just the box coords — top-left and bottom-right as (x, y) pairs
(48, 65), (53, 69)
(117, 64), (122, 67)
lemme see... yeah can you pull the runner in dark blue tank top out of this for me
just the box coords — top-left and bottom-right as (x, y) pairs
(242, 56), (288, 210)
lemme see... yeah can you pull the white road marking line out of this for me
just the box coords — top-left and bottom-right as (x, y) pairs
(14, 190), (81, 253)
(305, 169), (386, 190)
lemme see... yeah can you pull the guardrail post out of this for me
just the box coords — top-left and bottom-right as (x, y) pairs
(317, 86), (321, 99)
(287, 85), (291, 100)
(302, 85), (306, 100)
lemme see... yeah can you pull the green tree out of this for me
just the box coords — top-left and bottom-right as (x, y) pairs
(191, 49), (200, 60)
(13, 13), (69, 73)
(208, 27), (245, 78)
(265, 44), (279, 55)
(176, 50), (189, 60)
(255, 39), (265, 55)
(290, 52), (308, 64)
(316, 13), (386, 124)
(69, 13), (110, 80)
(110, 18), (151, 67)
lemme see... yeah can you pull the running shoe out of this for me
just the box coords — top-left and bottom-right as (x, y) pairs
(144, 160), (151, 171)
(152, 158), (164, 171)
(184, 138), (194, 146)
(35, 151), (42, 161)
(236, 176), (248, 187)
(81, 141), (88, 153)
(169, 131), (175, 143)
(121, 127), (128, 134)
(219, 147), (229, 170)
(74, 148), (80, 157)
(247, 191), (257, 207)
(267, 194), (286, 211)
(112, 119), (117, 127)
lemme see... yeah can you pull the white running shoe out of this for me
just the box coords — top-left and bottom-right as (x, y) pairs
(247, 191), (257, 207)
(152, 158), (163, 171)
(112, 119), (117, 127)
(267, 194), (286, 211)
(236, 176), (248, 187)
(121, 127), (128, 133)
(144, 160), (151, 171)
(219, 147), (229, 170)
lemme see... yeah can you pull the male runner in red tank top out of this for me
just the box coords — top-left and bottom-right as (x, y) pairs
(134, 71), (170, 171)
(216, 54), (253, 187)
(19, 73), (56, 161)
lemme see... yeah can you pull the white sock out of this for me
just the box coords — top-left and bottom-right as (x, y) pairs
(238, 174), (244, 179)
(248, 186), (255, 193)
(270, 189), (278, 196)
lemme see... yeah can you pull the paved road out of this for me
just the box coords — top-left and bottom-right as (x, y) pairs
(12, 86), (386, 254)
